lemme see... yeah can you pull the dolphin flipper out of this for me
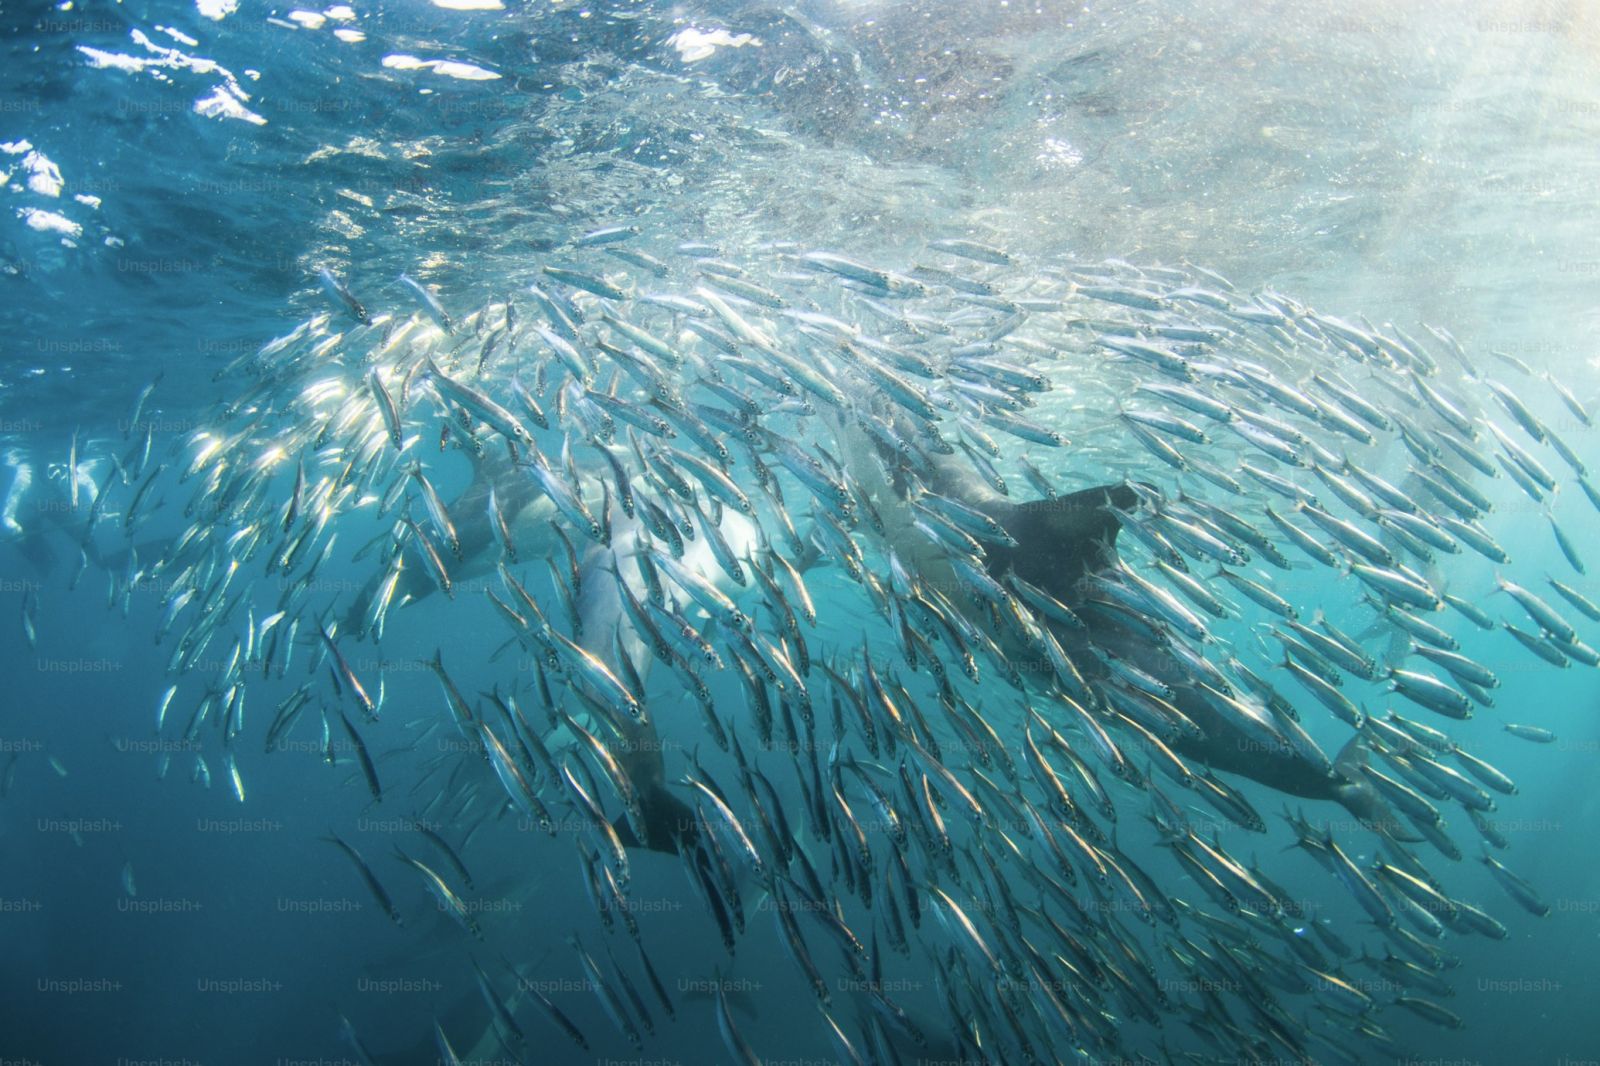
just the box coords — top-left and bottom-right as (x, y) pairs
(1330, 735), (1423, 843)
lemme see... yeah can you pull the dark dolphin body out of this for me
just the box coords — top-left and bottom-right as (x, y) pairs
(964, 479), (1394, 830)
(608, 717), (701, 855)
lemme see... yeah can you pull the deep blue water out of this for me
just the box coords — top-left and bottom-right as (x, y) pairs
(4, 2), (1600, 1066)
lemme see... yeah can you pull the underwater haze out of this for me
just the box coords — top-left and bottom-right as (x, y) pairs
(4, 2), (1600, 1066)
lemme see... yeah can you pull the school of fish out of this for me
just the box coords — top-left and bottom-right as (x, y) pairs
(42, 229), (1600, 1065)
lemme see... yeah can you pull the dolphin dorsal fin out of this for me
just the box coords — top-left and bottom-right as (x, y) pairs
(997, 482), (1144, 596)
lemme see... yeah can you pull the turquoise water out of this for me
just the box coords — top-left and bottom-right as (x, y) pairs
(3, 3), (1600, 1065)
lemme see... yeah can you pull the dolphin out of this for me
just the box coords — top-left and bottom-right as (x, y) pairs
(343, 445), (737, 859)
(832, 410), (1400, 836)
(990, 488), (1396, 830)
(358, 418), (1399, 851)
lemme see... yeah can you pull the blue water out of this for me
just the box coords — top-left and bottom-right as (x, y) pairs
(4, 2), (1600, 1065)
